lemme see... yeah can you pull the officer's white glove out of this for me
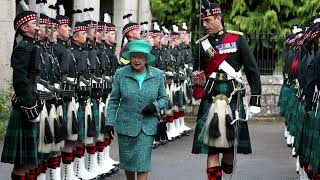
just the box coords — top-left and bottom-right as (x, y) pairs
(248, 106), (261, 119)
(29, 115), (40, 123)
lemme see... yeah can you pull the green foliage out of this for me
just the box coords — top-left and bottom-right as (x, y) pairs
(150, 0), (319, 39)
(150, 0), (319, 73)
(0, 91), (12, 139)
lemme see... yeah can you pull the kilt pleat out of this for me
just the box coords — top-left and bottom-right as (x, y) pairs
(91, 98), (100, 135)
(77, 102), (86, 141)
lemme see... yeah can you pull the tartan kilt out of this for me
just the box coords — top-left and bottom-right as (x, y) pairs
(91, 98), (100, 135)
(304, 110), (317, 165)
(77, 102), (86, 141)
(294, 104), (306, 155)
(302, 111), (312, 163)
(278, 84), (290, 116)
(286, 87), (297, 133)
(1, 108), (39, 166)
(309, 109), (320, 174)
(63, 101), (70, 124)
(192, 81), (252, 155)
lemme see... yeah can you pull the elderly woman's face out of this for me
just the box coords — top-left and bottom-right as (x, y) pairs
(130, 53), (147, 71)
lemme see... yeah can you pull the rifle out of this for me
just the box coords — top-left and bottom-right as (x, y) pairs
(30, 1), (42, 93)
(88, 21), (102, 83)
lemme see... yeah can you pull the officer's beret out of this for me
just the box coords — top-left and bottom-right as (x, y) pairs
(14, 11), (37, 30)
(74, 22), (88, 33)
(56, 15), (70, 25)
(122, 22), (139, 36)
(201, 0), (222, 18)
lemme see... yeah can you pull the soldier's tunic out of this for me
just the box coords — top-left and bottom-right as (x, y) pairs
(191, 30), (261, 155)
(72, 43), (93, 141)
(53, 38), (78, 141)
(150, 46), (160, 67)
(1, 36), (41, 165)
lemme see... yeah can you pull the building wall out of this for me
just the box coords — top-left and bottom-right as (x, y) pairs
(0, 0), (15, 91)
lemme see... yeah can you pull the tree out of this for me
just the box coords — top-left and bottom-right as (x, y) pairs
(150, 0), (320, 73)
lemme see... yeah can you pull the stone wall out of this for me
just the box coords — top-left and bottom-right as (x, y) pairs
(0, 0), (15, 91)
(244, 75), (283, 117)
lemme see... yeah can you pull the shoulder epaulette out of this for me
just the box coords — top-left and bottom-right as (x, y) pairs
(227, 30), (244, 36)
(195, 34), (209, 44)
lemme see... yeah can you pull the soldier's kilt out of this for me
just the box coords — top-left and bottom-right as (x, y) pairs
(91, 98), (100, 135)
(77, 101), (86, 141)
(1, 108), (39, 165)
(293, 104), (305, 155)
(309, 109), (320, 174)
(278, 84), (290, 116)
(62, 100), (70, 124)
(192, 81), (252, 155)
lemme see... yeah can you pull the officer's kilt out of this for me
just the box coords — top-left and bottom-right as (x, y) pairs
(1, 109), (39, 165)
(192, 81), (252, 155)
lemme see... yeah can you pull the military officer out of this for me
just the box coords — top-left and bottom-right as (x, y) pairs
(191, 1), (261, 180)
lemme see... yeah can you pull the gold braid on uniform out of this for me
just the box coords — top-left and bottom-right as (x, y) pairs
(227, 30), (244, 36)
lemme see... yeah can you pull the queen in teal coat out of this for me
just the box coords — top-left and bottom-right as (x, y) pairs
(106, 40), (168, 179)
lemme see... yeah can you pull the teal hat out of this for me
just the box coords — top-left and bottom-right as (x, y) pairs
(122, 40), (155, 62)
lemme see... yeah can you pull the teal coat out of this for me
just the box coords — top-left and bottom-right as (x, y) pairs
(106, 65), (168, 137)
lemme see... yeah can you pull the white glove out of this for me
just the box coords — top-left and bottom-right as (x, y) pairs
(248, 106), (261, 119)
(165, 71), (173, 76)
(29, 115), (40, 123)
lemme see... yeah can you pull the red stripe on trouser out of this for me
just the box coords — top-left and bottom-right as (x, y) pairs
(62, 152), (74, 164)
(86, 146), (97, 154)
(48, 156), (60, 169)
(75, 146), (85, 158)
(96, 142), (105, 152)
